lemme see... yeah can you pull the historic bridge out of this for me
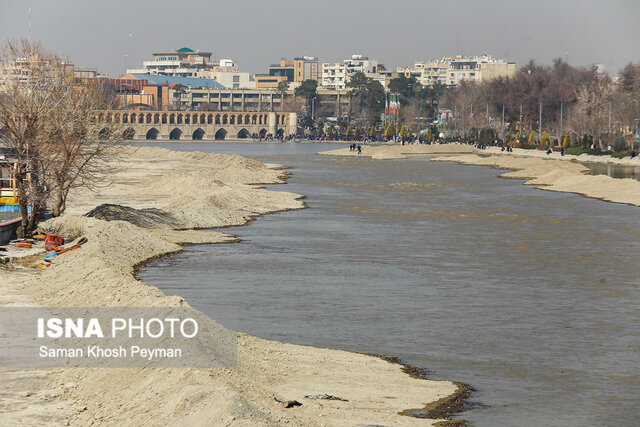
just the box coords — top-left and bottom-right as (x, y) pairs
(98, 111), (297, 141)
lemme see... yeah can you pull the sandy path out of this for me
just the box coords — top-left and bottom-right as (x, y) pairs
(0, 268), (73, 425)
(1, 146), (459, 426)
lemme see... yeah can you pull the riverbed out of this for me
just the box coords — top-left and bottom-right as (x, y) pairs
(138, 142), (640, 426)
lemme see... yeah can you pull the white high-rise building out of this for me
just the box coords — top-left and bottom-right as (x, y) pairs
(321, 54), (379, 90)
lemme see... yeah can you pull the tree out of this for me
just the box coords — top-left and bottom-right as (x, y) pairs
(399, 125), (409, 139)
(562, 135), (571, 148)
(388, 75), (422, 106)
(327, 125), (335, 138)
(346, 72), (386, 126)
(345, 126), (352, 138)
(172, 84), (188, 110)
(369, 125), (376, 138)
(426, 128), (433, 142)
(384, 124), (395, 139)
(528, 131), (536, 145)
(277, 80), (290, 112)
(0, 39), (123, 235)
(294, 79), (317, 116)
(540, 130), (550, 146)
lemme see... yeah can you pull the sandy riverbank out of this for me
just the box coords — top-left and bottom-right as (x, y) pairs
(319, 144), (640, 207)
(1, 146), (460, 426)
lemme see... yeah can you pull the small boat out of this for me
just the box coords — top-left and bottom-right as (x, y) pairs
(0, 213), (21, 246)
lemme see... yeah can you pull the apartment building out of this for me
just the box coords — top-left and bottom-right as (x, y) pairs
(126, 47), (241, 78)
(321, 55), (380, 90)
(409, 54), (516, 87)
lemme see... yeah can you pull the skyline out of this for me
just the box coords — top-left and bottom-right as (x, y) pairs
(1, 0), (639, 77)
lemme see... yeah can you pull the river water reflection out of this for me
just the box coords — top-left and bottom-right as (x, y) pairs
(137, 142), (639, 426)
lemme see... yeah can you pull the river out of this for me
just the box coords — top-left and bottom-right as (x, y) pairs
(137, 142), (639, 426)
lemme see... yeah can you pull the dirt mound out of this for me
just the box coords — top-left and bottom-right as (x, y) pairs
(84, 203), (180, 229)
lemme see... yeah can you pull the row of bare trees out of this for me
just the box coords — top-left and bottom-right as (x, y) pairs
(441, 59), (640, 147)
(0, 39), (122, 236)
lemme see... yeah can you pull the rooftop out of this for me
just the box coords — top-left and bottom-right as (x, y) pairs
(129, 74), (226, 89)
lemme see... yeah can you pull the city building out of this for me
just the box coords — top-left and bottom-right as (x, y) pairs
(254, 75), (289, 89)
(320, 55), (379, 90)
(255, 57), (319, 88)
(293, 57), (319, 82)
(126, 47), (240, 78)
(407, 54), (516, 87)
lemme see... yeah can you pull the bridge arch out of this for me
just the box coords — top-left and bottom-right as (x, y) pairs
(215, 128), (227, 140)
(123, 127), (135, 140)
(98, 127), (110, 139)
(146, 128), (159, 140)
(169, 128), (182, 140)
(237, 128), (250, 139)
(259, 128), (267, 137)
(192, 128), (205, 140)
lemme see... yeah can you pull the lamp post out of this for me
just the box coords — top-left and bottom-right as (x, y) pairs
(519, 102), (523, 140)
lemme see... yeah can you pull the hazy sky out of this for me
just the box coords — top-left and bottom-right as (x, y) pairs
(1, 0), (638, 77)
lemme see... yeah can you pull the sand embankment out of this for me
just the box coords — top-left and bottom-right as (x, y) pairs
(320, 143), (640, 207)
(2, 146), (458, 426)
(320, 144), (478, 159)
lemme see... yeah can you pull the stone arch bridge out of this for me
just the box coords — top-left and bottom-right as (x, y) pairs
(97, 111), (297, 141)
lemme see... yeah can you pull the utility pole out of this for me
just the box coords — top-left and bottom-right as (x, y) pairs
(486, 102), (489, 126)
(560, 101), (563, 140)
(539, 102), (542, 140)
(608, 100), (612, 134)
(454, 104), (457, 133)
(519, 102), (523, 140)
(502, 104), (505, 133)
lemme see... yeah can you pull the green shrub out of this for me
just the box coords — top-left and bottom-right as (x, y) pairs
(566, 147), (587, 155)
(581, 134), (593, 148)
(611, 151), (629, 159)
(613, 136), (627, 152)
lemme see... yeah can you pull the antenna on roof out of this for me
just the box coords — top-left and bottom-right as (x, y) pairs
(27, 6), (32, 41)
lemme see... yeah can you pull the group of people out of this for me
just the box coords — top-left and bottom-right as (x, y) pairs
(545, 147), (567, 156)
(349, 144), (362, 154)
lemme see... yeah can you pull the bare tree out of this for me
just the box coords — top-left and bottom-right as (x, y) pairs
(0, 39), (122, 235)
(44, 82), (123, 217)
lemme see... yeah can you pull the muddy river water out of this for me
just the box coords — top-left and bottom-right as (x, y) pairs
(138, 142), (639, 426)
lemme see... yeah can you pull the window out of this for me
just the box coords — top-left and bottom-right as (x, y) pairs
(233, 76), (240, 82)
